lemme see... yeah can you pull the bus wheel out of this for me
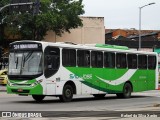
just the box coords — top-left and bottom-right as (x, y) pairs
(116, 93), (123, 98)
(59, 84), (73, 102)
(117, 83), (132, 98)
(32, 95), (45, 102)
(93, 94), (106, 98)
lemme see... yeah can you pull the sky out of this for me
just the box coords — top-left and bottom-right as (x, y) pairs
(82, 0), (160, 30)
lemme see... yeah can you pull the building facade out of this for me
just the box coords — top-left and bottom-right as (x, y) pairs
(44, 16), (105, 44)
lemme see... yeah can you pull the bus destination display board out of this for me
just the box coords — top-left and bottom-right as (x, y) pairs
(10, 42), (42, 50)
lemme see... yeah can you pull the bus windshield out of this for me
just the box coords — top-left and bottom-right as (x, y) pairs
(8, 51), (43, 79)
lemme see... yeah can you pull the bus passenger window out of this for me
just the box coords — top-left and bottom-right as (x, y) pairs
(104, 52), (115, 68)
(127, 54), (137, 69)
(62, 49), (76, 67)
(148, 56), (156, 69)
(116, 53), (127, 69)
(77, 50), (90, 67)
(91, 51), (103, 68)
(138, 55), (147, 69)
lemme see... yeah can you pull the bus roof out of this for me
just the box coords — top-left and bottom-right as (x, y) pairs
(95, 44), (129, 50)
(10, 40), (157, 55)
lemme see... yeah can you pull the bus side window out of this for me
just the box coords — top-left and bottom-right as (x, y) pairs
(44, 47), (60, 78)
(138, 55), (147, 69)
(116, 53), (127, 69)
(104, 52), (115, 68)
(148, 56), (156, 69)
(127, 54), (137, 69)
(77, 50), (90, 67)
(62, 49), (76, 67)
(91, 51), (103, 68)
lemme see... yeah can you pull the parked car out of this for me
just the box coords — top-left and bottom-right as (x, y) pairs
(0, 69), (8, 85)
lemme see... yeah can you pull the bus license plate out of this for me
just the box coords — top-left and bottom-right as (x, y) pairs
(17, 89), (23, 92)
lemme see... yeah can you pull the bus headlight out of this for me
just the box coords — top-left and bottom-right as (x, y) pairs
(30, 79), (43, 87)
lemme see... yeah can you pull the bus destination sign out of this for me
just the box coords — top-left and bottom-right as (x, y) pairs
(13, 44), (38, 49)
(10, 43), (42, 50)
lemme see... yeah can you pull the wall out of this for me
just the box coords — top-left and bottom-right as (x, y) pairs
(44, 16), (105, 44)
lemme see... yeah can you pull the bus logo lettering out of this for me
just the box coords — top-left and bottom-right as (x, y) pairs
(70, 74), (92, 80)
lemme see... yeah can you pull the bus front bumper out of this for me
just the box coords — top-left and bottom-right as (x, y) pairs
(7, 84), (43, 95)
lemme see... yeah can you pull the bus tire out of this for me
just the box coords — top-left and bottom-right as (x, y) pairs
(116, 93), (123, 98)
(32, 95), (45, 102)
(93, 94), (106, 98)
(59, 84), (73, 102)
(117, 83), (132, 98)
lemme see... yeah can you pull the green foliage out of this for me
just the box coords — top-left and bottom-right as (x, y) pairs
(0, 0), (84, 40)
(0, 0), (10, 6)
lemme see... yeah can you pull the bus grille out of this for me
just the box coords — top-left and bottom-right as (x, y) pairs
(11, 89), (30, 93)
(12, 84), (31, 86)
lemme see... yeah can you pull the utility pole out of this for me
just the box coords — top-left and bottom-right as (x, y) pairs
(138, 2), (155, 50)
(33, 0), (40, 15)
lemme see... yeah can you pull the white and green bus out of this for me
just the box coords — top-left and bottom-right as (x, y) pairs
(7, 40), (159, 102)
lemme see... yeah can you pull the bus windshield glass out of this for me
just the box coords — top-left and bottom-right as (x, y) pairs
(9, 51), (43, 77)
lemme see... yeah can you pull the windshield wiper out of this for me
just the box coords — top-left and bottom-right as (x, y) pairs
(12, 53), (19, 69)
(22, 51), (33, 67)
(15, 57), (18, 69)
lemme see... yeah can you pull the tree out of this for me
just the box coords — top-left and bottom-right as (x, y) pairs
(0, 0), (10, 45)
(0, 0), (84, 40)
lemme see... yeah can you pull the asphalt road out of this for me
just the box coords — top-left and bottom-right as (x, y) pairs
(0, 85), (160, 119)
(0, 86), (160, 111)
